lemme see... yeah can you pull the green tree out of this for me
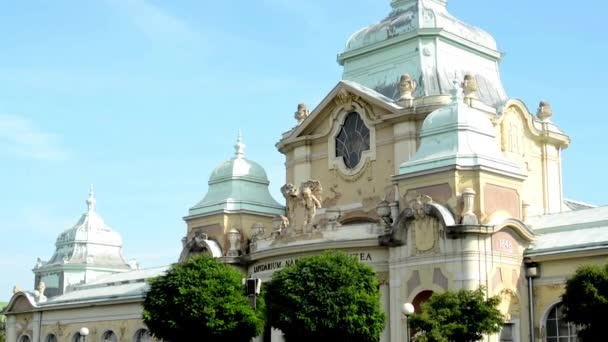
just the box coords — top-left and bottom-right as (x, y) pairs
(142, 255), (264, 342)
(0, 303), (6, 342)
(409, 288), (504, 342)
(264, 251), (386, 342)
(562, 263), (608, 341)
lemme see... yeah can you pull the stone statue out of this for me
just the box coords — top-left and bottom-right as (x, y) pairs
(462, 73), (479, 103)
(300, 180), (322, 229)
(13, 285), (21, 294)
(271, 215), (290, 238)
(281, 183), (299, 226)
(398, 73), (416, 101)
(37, 281), (47, 302)
(537, 100), (553, 121)
(294, 103), (310, 125)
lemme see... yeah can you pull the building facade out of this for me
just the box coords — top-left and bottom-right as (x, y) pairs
(4, 1), (607, 342)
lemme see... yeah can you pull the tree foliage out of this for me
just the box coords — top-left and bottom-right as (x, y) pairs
(264, 251), (386, 342)
(143, 255), (264, 342)
(409, 288), (504, 342)
(562, 263), (608, 341)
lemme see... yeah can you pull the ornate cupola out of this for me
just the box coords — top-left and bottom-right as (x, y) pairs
(183, 132), (284, 260)
(33, 186), (134, 298)
(338, 0), (507, 107)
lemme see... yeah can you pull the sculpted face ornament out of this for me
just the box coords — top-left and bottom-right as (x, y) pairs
(294, 103), (310, 125)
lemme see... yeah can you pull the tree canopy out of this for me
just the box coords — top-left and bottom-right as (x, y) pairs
(562, 263), (608, 341)
(409, 288), (504, 342)
(264, 251), (386, 342)
(142, 255), (264, 342)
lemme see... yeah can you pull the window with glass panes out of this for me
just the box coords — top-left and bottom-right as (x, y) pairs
(546, 303), (578, 342)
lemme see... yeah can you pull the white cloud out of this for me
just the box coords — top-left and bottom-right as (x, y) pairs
(104, 0), (199, 42)
(0, 115), (69, 161)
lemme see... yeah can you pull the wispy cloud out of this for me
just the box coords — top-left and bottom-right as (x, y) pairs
(0, 115), (69, 161)
(104, 0), (199, 42)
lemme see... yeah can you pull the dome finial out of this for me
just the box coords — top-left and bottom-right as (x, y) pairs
(87, 184), (96, 212)
(235, 130), (246, 159)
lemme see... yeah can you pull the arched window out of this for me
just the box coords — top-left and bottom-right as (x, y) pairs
(101, 331), (118, 342)
(545, 303), (578, 342)
(133, 329), (152, 342)
(45, 334), (58, 342)
(71, 333), (83, 342)
(17, 336), (31, 342)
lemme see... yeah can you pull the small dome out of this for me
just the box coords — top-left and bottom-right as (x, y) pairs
(188, 133), (284, 218)
(345, 0), (497, 53)
(398, 81), (522, 176)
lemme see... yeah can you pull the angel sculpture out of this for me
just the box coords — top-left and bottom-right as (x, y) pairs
(280, 180), (323, 232)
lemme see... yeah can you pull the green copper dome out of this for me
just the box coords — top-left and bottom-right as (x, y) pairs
(187, 133), (285, 218)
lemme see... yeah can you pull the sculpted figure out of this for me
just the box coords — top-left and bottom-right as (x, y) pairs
(300, 180), (323, 229)
(537, 100), (553, 121)
(281, 183), (299, 226)
(294, 103), (310, 125)
(179, 231), (209, 262)
(399, 73), (416, 101)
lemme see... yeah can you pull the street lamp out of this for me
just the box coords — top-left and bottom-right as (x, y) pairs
(79, 327), (89, 342)
(402, 302), (415, 342)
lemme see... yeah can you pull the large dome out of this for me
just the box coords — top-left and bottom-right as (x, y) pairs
(188, 133), (284, 218)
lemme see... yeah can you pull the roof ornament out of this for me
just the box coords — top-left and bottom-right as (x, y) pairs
(295, 103), (310, 125)
(234, 130), (246, 159)
(398, 73), (416, 107)
(536, 100), (553, 122)
(86, 184), (96, 213)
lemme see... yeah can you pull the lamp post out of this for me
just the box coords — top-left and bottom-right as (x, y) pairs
(402, 302), (415, 342)
(79, 327), (89, 342)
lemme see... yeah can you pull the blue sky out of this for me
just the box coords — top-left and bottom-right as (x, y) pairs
(1, 0), (606, 301)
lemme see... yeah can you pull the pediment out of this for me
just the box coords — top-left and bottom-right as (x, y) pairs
(4, 292), (37, 314)
(277, 80), (402, 152)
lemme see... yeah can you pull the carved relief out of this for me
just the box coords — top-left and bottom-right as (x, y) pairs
(179, 231), (215, 262)
(407, 195), (440, 254)
(500, 107), (527, 156)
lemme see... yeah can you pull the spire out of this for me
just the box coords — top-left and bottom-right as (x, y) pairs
(234, 130), (246, 159)
(86, 184), (96, 213)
